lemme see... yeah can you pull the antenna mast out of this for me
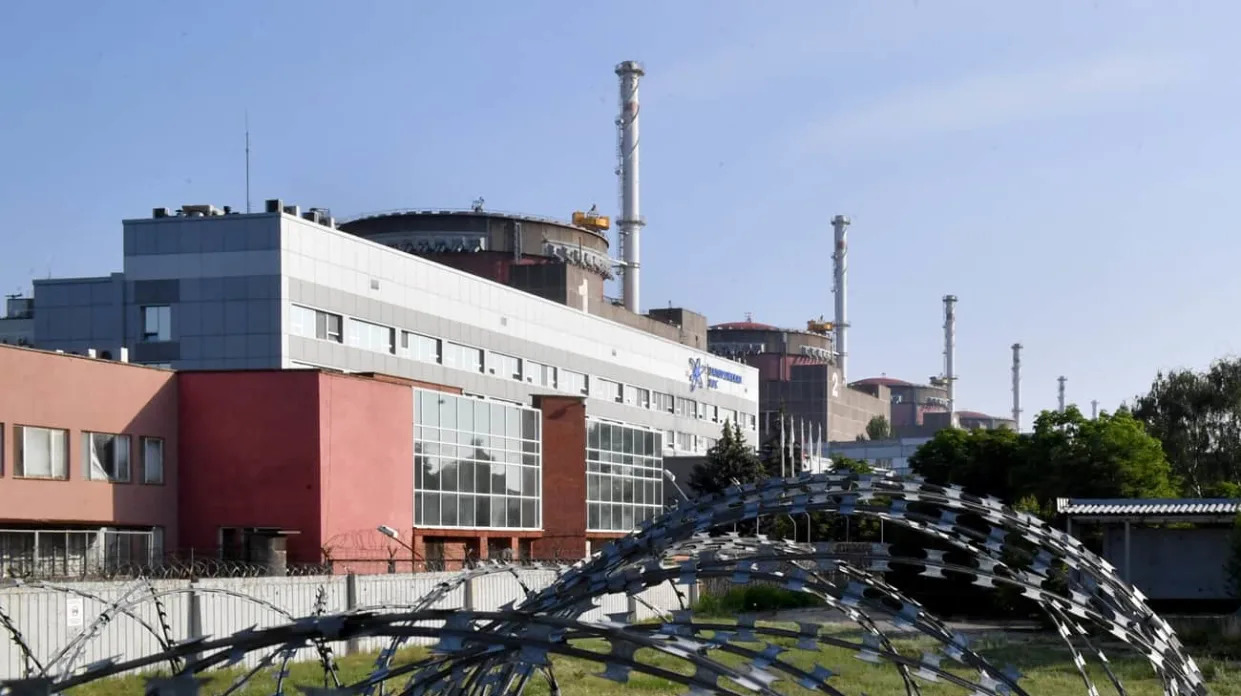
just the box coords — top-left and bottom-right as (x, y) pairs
(245, 111), (252, 214)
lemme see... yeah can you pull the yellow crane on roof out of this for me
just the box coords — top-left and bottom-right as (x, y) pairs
(572, 205), (611, 231)
(806, 317), (834, 334)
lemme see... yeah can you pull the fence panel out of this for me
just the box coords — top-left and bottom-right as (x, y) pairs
(0, 569), (687, 681)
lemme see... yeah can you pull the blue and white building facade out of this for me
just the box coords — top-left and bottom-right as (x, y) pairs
(30, 204), (759, 455)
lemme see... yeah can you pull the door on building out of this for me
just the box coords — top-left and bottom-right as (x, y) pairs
(487, 538), (513, 562)
(424, 539), (445, 572)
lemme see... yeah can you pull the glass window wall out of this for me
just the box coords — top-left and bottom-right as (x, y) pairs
(414, 390), (542, 530)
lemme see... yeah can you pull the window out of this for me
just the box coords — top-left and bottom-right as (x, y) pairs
(664, 430), (675, 452)
(443, 342), (483, 373)
(703, 404), (718, 422)
(400, 332), (440, 363)
(561, 369), (588, 396)
(16, 426), (68, 479)
(634, 387), (651, 409)
(675, 397), (697, 418)
(653, 392), (674, 413)
(141, 305), (171, 342)
(290, 305), (343, 343)
(676, 432), (694, 452)
(346, 318), (396, 354)
(142, 437), (164, 484)
(720, 407), (737, 425)
(586, 419), (663, 532)
(414, 390), (542, 530)
(525, 360), (557, 388)
(596, 378), (623, 404)
(487, 352), (522, 380)
(83, 432), (131, 482)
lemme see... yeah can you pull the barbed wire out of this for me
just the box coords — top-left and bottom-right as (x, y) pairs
(0, 472), (1208, 695)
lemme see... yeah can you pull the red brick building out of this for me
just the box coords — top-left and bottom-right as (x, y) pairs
(0, 344), (635, 576)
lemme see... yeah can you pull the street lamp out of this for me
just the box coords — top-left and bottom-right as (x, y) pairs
(662, 469), (690, 504)
(376, 525), (418, 572)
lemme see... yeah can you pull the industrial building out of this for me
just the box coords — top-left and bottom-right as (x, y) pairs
(707, 318), (888, 443)
(23, 198), (755, 457)
(0, 296), (32, 347)
(0, 343), (682, 575)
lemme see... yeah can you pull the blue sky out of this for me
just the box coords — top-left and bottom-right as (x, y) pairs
(2, 1), (1238, 423)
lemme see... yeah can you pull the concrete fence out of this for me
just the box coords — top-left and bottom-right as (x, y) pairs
(0, 570), (693, 681)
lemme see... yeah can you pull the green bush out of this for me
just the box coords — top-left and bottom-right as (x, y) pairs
(693, 585), (824, 616)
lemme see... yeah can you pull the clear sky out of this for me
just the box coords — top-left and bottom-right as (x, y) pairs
(2, 1), (1238, 423)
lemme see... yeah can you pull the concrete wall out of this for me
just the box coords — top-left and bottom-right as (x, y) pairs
(177, 371), (324, 561)
(1102, 526), (1231, 600)
(760, 363), (890, 443)
(0, 345), (177, 536)
(317, 373), (415, 569)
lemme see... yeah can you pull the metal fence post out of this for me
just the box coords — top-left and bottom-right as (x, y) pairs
(687, 580), (699, 608)
(463, 576), (475, 611)
(626, 594), (638, 623)
(186, 580), (203, 664)
(345, 573), (360, 655)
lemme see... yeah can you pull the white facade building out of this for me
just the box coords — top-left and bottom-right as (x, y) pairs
(31, 205), (759, 454)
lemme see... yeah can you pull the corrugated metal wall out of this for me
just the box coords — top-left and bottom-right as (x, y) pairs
(0, 572), (692, 681)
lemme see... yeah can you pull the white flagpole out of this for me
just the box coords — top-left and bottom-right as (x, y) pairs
(801, 419), (808, 472)
(816, 422), (823, 473)
(779, 412), (786, 478)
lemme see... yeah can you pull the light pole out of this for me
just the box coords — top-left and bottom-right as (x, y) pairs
(377, 525), (418, 572)
(662, 469), (690, 505)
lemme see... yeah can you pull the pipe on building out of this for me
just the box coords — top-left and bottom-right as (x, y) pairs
(831, 215), (851, 380)
(616, 61), (645, 314)
(1011, 342), (1022, 431)
(943, 295), (957, 425)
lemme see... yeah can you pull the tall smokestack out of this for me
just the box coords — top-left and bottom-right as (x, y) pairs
(943, 295), (957, 425)
(1091, 399), (1099, 419)
(831, 215), (851, 380)
(1011, 343), (1023, 431)
(616, 61), (645, 314)
(1058, 376), (1067, 413)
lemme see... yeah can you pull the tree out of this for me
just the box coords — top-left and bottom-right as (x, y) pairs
(908, 406), (1175, 512)
(864, 415), (891, 441)
(688, 421), (764, 496)
(1132, 359), (1241, 496)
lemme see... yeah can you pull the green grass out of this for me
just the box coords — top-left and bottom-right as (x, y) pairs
(693, 586), (825, 616)
(65, 622), (1241, 695)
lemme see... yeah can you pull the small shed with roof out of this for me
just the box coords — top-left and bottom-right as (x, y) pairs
(1057, 497), (1241, 602)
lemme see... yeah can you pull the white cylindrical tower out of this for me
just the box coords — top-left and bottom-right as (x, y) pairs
(616, 61), (645, 314)
(943, 295), (958, 424)
(831, 215), (851, 380)
(1011, 342), (1023, 431)
(1058, 376), (1067, 413)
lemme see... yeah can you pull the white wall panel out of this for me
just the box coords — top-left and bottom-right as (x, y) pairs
(278, 216), (758, 403)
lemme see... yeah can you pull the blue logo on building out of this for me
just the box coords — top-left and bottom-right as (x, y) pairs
(688, 357), (707, 392)
(688, 357), (743, 392)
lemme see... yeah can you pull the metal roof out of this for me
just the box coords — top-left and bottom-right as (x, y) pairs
(1056, 498), (1241, 517)
(852, 376), (914, 387)
(710, 321), (780, 331)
